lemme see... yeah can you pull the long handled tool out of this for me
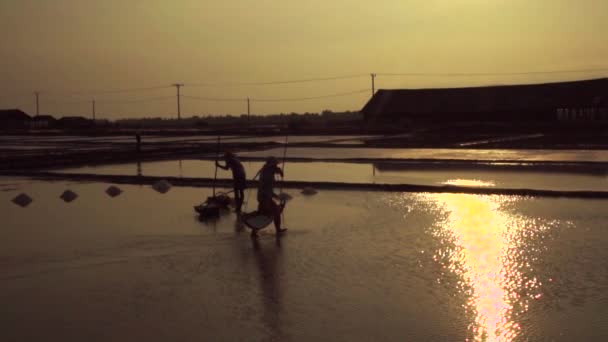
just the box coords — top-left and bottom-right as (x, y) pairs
(196, 136), (224, 218)
(212, 136), (220, 197)
(280, 134), (288, 193)
(280, 134), (289, 225)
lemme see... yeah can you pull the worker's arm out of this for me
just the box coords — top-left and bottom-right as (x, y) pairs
(215, 161), (229, 170)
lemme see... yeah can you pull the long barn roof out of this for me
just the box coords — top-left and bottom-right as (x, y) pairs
(362, 78), (608, 118)
(0, 109), (31, 121)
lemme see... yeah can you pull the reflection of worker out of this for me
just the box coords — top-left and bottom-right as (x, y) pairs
(216, 152), (246, 212)
(255, 157), (287, 236)
(251, 236), (284, 340)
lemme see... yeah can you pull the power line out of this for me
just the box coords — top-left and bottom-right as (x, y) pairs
(0, 92), (33, 99)
(7, 67), (608, 96)
(97, 96), (175, 104)
(43, 85), (172, 96)
(185, 74), (368, 87)
(1, 86), (171, 97)
(182, 89), (369, 103)
(45, 98), (89, 105)
(5, 67), (607, 115)
(181, 95), (247, 102)
(252, 89), (370, 102)
(43, 96), (175, 105)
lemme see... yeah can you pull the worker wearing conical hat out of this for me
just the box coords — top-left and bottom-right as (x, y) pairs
(254, 156), (287, 236)
(216, 151), (247, 212)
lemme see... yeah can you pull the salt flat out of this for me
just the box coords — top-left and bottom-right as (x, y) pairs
(2, 179), (608, 341)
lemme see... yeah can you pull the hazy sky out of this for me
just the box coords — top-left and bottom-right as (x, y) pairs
(1, 0), (607, 118)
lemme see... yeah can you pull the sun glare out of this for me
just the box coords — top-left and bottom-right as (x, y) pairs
(429, 193), (527, 341)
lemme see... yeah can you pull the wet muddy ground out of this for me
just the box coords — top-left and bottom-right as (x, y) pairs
(2, 179), (608, 341)
(55, 159), (608, 192)
(0, 135), (370, 171)
(3, 133), (608, 341)
(240, 147), (608, 163)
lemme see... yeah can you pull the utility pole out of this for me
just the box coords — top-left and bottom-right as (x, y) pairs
(371, 73), (377, 96)
(92, 99), (96, 120)
(247, 97), (251, 124)
(172, 83), (184, 120)
(34, 91), (40, 116)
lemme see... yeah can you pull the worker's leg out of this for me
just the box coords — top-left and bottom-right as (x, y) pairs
(234, 187), (243, 212)
(271, 200), (286, 233)
(238, 189), (244, 212)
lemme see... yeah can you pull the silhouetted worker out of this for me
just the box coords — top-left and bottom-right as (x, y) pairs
(216, 151), (246, 212)
(135, 132), (141, 153)
(254, 156), (287, 236)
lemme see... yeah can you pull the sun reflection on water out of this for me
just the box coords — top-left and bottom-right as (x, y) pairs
(428, 192), (543, 341)
(443, 179), (495, 187)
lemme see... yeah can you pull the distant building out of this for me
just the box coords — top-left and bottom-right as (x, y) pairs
(93, 119), (111, 127)
(58, 116), (95, 129)
(362, 78), (608, 125)
(0, 109), (31, 129)
(30, 115), (57, 129)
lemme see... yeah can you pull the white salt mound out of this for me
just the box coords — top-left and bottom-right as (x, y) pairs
(278, 192), (293, 201)
(301, 187), (318, 196)
(152, 180), (172, 194)
(106, 186), (123, 198)
(12, 193), (33, 207)
(60, 190), (78, 203)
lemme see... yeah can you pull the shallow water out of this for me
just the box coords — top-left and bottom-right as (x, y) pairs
(1, 178), (608, 341)
(0, 135), (369, 146)
(56, 159), (608, 192)
(241, 147), (608, 163)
